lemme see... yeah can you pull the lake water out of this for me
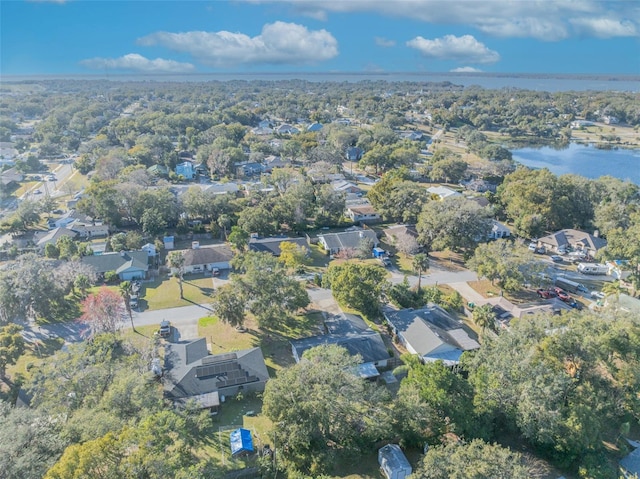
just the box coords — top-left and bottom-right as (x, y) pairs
(511, 143), (640, 184)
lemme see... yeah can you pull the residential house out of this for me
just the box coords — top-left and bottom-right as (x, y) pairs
(427, 186), (462, 200)
(346, 146), (364, 161)
(291, 313), (390, 379)
(34, 227), (78, 249)
(464, 179), (497, 193)
(264, 155), (290, 172)
(249, 236), (308, 257)
(383, 304), (480, 365)
(148, 164), (169, 177)
(276, 124), (299, 135)
(488, 220), (511, 240)
(317, 228), (379, 255)
(235, 162), (264, 178)
(378, 444), (412, 479)
(346, 202), (381, 224)
(172, 243), (234, 274)
(70, 222), (110, 239)
(537, 229), (607, 257)
(620, 440), (640, 479)
(480, 296), (573, 329)
(332, 180), (363, 196)
(164, 339), (269, 412)
(258, 119), (272, 129)
(0, 167), (23, 186)
(203, 183), (241, 195)
(307, 122), (323, 132)
(0, 143), (18, 162)
(81, 251), (149, 281)
(175, 161), (195, 180)
(399, 130), (423, 141)
(308, 170), (345, 184)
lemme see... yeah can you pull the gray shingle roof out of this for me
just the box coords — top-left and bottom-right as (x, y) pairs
(318, 229), (378, 252)
(291, 313), (389, 365)
(164, 339), (269, 400)
(384, 304), (479, 361)
(248, 237), (308, 256)
(538, 229), (607, 251)
(179, 245), (234, 267)
(81, 251), (148, 274)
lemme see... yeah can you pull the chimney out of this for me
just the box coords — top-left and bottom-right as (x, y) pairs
(593, 230), (599, 238)
(192, 241), (200, 249)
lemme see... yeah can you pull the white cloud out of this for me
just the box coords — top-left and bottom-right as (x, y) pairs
(138, 21), (338, 67)
(407, 34), (500, 64)
(450, 66), (483, 73)
(570, 17), (637, 38)
(375, 37), (396, 47)
(248, 0), (639, 41)
(80, 54), (195, 73)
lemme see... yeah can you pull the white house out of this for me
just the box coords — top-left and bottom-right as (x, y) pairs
(427, 186), (461, 200)
(172, 243), (234, 275)
(346, 203), (381, 223)
(141, 243), (158, 257)
(488, 220), (511, 240)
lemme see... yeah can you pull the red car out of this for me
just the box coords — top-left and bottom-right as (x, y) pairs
(536, 289), (557, 299)
(551, 287), (571, 301)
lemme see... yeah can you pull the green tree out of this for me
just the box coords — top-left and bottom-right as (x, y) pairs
(119, 281), (136, 332)
(230, 251), (310, 328)
(413, 440), (531, 479)
(324, 262), (387, 318)
(402, 357), (476, 437)
(262, 345), (392, 474)
(0, 401), (66, 479)
(467, 240), (544, 292)
(278, 241), (308, 271)
(210, 284), (246, 328)
(417, 197), (492, 254)
(227, 226), (249, 251)
(472, 304), (497, 333)
(167, 252), (185, 300)
(0, 324), (25, 379)
(412, 253), (430, 292)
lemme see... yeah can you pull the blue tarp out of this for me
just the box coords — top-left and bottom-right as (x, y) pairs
(230, 428), (253, 455)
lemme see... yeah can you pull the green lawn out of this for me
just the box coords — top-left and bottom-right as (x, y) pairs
(142, 274), (215, 311)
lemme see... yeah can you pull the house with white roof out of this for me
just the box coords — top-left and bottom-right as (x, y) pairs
(427, 186), (462, 200)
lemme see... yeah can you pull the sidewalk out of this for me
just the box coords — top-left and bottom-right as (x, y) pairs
(448, 281), (486, 304)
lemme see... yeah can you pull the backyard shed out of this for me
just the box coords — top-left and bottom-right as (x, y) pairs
(230, 428), (254, 456)
(378, 444), (412, 479)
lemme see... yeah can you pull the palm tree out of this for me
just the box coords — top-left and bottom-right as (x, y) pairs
(602, 280), (624, 301)
(119, 281), (136, 332)
(412, 253), (430, 292)
(472, 304), (497, 333)
(168, 251), (185, 300)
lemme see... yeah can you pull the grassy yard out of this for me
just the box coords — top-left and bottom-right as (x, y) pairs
(142, 274), (215, 311)
(198, 311), (325, 375)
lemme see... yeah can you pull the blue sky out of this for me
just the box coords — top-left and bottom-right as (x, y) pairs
(2, 0), (639, 75)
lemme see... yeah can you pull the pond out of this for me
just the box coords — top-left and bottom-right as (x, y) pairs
(511, 143), (640, 185)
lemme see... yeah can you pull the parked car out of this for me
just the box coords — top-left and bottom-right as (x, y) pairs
(528, 242), (537, 252)
(550, 255), (563, 263)
(159, 320), (171, 338)
(211, 267), (220, 277)
(33, 189), (42, 194)
(380, 257), (392, 267)
(536, 289), (557, 299)
(590, 291), (605, 300)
